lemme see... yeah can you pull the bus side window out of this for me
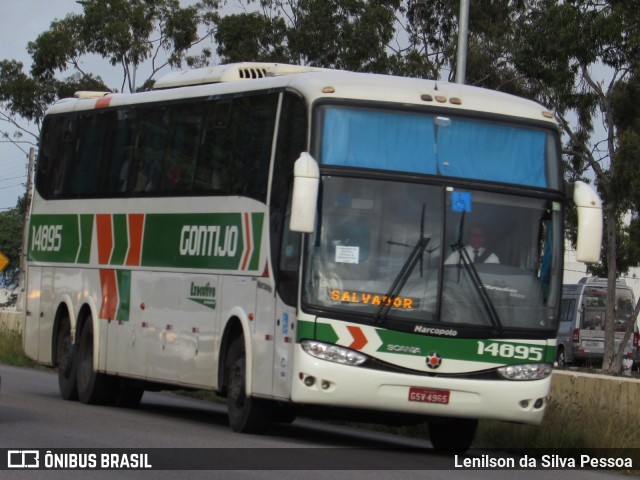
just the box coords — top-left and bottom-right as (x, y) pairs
(73, 112), (112, 196)
(37, 116), (73, 199)
(105, 108), (137, 194)
(195, 100), (232, 193)
(133, 106), (168, 193)
(162, 103), (202, 193)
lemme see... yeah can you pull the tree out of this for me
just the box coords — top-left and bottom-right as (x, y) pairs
(0, 193), (29, 307)
(507, 0), (640, 374)
(1, 0), (221, 152)
(214, 0), (401, 72)
(28, 0), (220, 93)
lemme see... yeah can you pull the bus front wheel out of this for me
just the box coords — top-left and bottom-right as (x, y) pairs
(226, 338), (273, 433)
(428, 417), (478, 453)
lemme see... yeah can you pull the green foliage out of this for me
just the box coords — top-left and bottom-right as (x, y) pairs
(215, 0), (401, 72)
(26, 0), (219, 93)
(215, 13), (289, 63)
(0, 324), (36, 367)
(0, 194), (28, 305)
(0, 60), (57, 127)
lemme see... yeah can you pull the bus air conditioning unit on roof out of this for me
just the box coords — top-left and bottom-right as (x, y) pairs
(153, 62), (324, 89)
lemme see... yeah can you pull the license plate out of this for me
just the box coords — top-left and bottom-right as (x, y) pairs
(408, 387), (450, 404)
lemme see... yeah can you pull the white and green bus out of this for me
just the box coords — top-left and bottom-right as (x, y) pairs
(23, 63), (602, 452)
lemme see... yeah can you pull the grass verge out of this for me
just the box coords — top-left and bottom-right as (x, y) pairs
(0, 323), (38, 368)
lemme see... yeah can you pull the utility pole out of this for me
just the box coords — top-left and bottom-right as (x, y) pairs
(19, 147), (35, 315)
(455, 0), (470, 84)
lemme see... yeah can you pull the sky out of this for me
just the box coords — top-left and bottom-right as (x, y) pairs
(0, 1), (86, 211)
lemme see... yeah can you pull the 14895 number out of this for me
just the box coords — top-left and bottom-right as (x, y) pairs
(477, 341), (543, 361)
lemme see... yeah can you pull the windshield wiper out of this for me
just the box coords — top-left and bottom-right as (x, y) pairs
(376, 204), (431, 324)
(450, 244), (503, 332)
(376, 235), (431, 324)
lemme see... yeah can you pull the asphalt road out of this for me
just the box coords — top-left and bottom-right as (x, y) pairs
(0, 364), (630, 480)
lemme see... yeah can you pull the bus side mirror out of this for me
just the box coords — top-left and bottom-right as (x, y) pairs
(573, 181), (602, 263)
(290, 152), (319, 233)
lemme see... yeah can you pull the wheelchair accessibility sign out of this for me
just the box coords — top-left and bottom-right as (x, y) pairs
(452, 191), (472, 212)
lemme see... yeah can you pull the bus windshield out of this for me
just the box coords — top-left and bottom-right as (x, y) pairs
(302, 174), (562, 333)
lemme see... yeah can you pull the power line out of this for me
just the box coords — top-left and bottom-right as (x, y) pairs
(0, 174), (27, 183)
(0, 182), (26, 190)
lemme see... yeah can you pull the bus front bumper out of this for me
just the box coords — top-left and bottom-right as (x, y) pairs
(290, 344), (550, 425)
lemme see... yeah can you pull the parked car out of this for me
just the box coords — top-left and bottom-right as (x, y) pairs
(557, 277), (638, 370)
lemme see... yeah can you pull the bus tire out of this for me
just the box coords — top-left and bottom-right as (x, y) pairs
(113, 382), (144, 408)
(226, 338), (272, 433)
(76, 318), (115, 405)
(428, 417), (477, 453)
(56, 315), (78, 401)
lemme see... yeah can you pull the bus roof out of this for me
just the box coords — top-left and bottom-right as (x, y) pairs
(48, 62), (558, 125)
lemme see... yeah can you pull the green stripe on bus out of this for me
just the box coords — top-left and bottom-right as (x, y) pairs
(77, 214), (94, 264)
(115, 269), (131, 322)
(111, 214), (128, 265)
(375, 329), (551, 365)
(296, 319), (315, 341)
(299, 320), (553, 366)
(249, 213), (264, 271)
(141, 213), (263, 270)
(28, 214), (81, 263)
(296, 320), (339, 345)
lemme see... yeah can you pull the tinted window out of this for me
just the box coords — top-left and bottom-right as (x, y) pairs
(36, 91), (280, 202)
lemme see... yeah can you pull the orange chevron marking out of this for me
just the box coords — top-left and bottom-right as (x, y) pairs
(347, 325), (368, 350)
(125, 214), (144, 266)
(96, 214), (113, 265)
(99, 269), (118, 320)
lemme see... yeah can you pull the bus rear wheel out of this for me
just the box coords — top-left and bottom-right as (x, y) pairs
(428, 417), (478, 453)
(56, 315), (78, 401)
(76, 318), (115, 405)
(226, 338), (273, 433)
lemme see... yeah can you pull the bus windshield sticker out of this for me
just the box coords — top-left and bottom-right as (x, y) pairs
(452, 191), (472, 212)
(335, 245), (359, 264)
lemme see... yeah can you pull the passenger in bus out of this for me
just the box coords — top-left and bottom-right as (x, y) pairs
(445, 225), (499, 264)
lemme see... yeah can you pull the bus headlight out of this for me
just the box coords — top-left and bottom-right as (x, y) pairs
(301, 340), (367, 366)
(497, 363), (553, 381)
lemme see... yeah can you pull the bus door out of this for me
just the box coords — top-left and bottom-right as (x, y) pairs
(272, 301), (296, 399)
(253, 278), (276, 396)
